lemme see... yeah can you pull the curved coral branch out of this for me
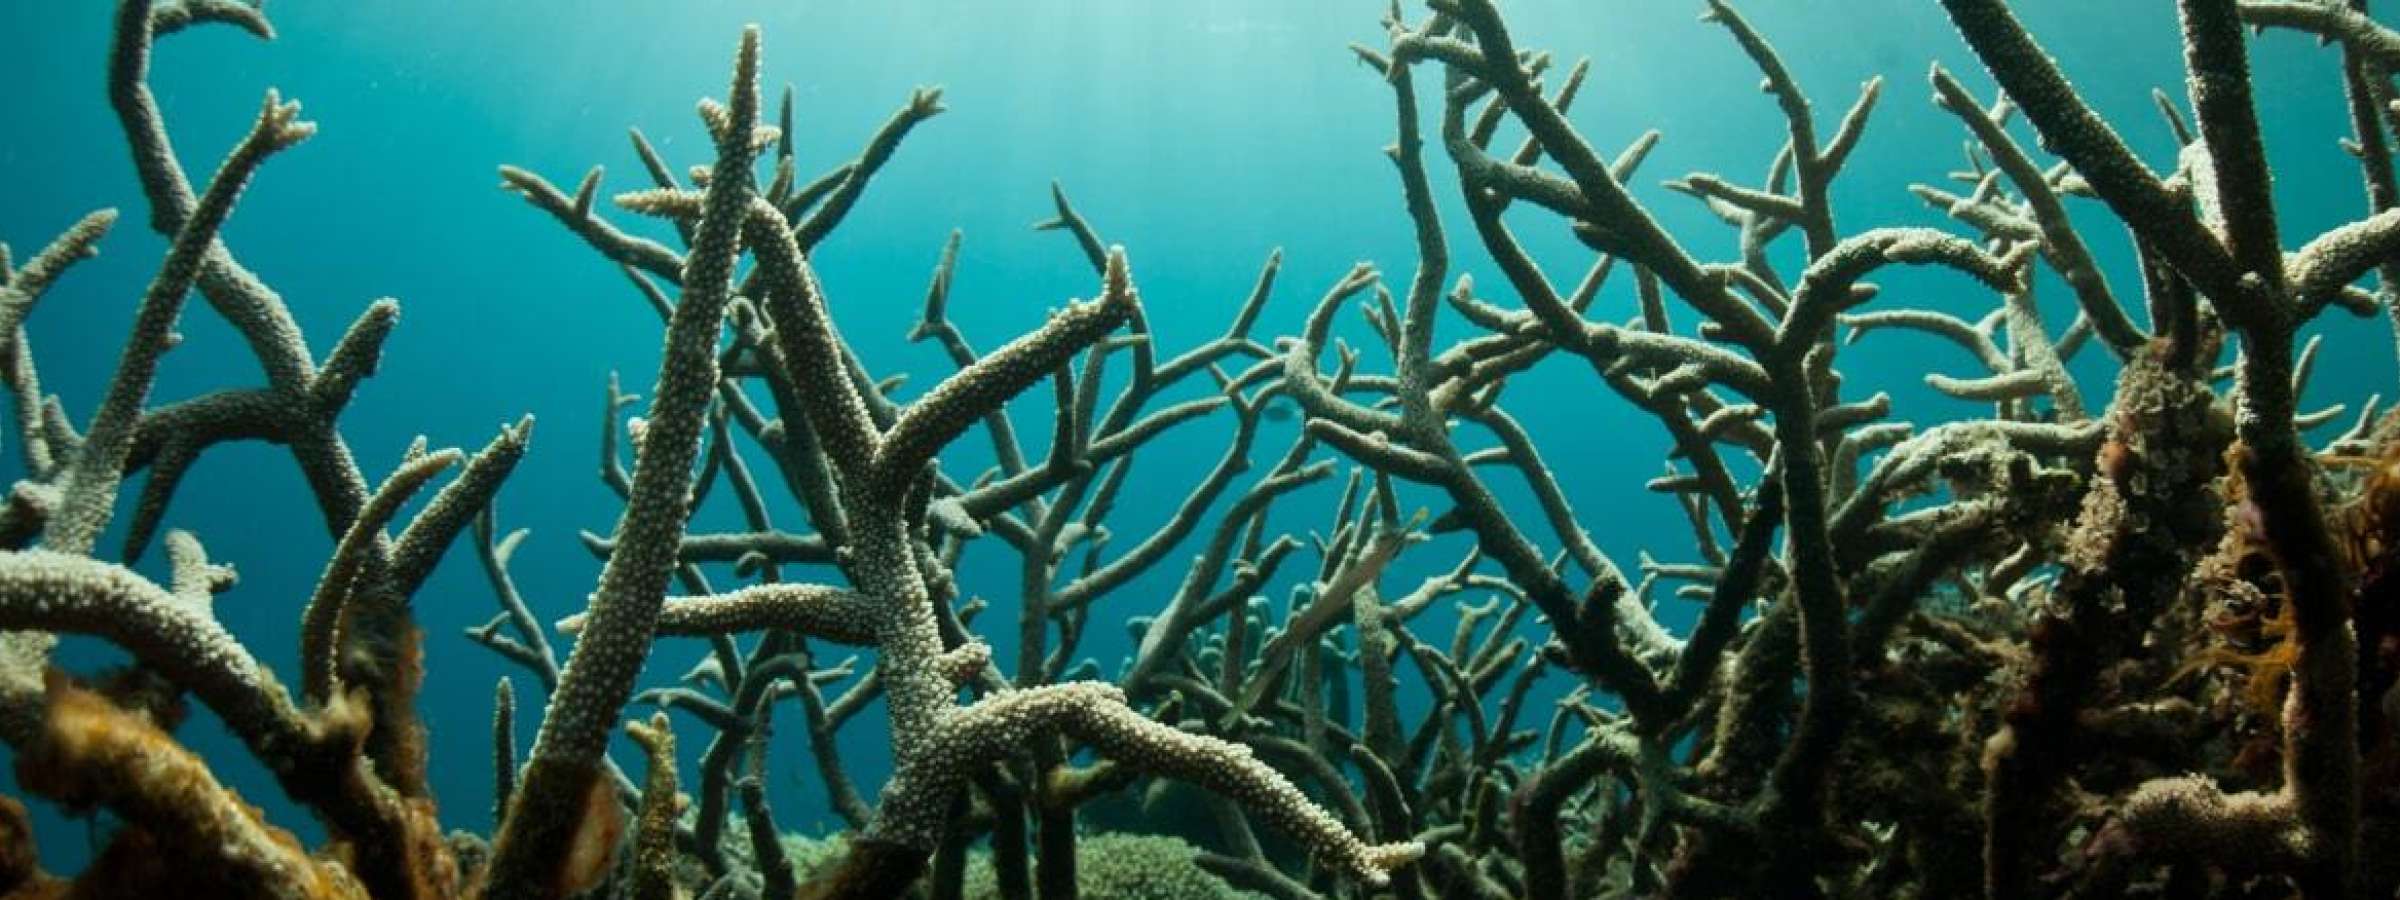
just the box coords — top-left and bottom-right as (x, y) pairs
(0, 549), (452, 899)
(15, 675), (368, 900)
(299, 446), (460, 705)
(868, 681), (1422, 884)
(0, 549), (304, 748)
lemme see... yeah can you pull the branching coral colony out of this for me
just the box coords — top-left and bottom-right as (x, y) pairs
(7, 0), (2400, 897)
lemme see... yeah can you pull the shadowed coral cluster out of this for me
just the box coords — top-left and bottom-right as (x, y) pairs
(9, 0), (2400, 898)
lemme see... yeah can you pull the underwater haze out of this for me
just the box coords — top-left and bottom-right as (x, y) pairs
(1, 0), (2398, 897)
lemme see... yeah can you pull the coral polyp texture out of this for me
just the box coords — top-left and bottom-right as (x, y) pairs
(5, 0), (2400, 897)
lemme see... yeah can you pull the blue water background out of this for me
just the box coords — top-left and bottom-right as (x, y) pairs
(0, 0), (2389, 872)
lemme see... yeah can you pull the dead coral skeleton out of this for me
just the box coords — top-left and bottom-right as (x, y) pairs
(6, 0), (2400, 898)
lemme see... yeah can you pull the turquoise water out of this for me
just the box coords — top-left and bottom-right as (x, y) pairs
(0, 0), (2392, 880)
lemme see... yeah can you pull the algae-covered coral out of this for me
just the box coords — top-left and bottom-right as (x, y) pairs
(4, 0), (2400, 897)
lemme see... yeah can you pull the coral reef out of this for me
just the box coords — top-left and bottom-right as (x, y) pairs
(7, 0), (2400, 898)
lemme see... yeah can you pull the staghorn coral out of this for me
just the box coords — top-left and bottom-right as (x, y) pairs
(494, 24), (1420, 897)
(1979, 328), (2231, 899)
(8, 0), (2400, 899)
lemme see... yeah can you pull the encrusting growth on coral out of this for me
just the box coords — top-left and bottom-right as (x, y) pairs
(9, 0), (2400, 897)
(15, 672), (369, 899)
(622, 713), (683, 900)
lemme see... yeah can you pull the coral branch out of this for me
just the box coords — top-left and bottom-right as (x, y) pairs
(563, 583), (882, 647)
(622, 713), (682, 900)
(16, 675), (367, 900)
(483, 25), (765, 900)
(47, 89), (313, 556)
(872, 682), (1422, 884)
